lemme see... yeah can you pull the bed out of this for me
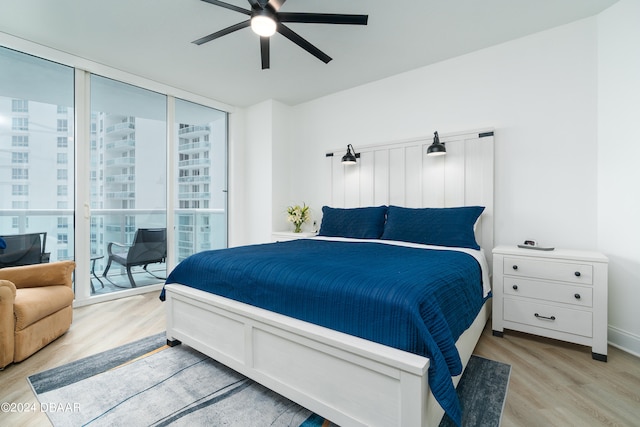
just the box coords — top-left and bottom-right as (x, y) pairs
(162, 130), (494, 426)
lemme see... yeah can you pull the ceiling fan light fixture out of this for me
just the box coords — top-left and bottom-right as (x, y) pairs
(194, 0), (368, 68)
(251, 12), (277, 37)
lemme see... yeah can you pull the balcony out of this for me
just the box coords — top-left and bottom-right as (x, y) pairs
(105, 122), (135, 137)
(178, 140), (211, 154)
(178, 158), (210, 168)
(106, 157), (136, 167)
(178, 192), (211, 199)
(106, 174), (135, 183)
(178, 175), (210, 184)
(105, 191), (135, 199)
(0, 209), (225, 296)
(178, 125), (210, 137)
(106, 139), (135, 151)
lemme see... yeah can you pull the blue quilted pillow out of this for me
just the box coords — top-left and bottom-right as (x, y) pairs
(0, 237), (5, 249)
(381, 205), (485, 250)
(318, 206), (388, 239)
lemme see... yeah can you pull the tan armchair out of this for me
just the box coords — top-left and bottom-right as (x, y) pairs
(0, 260), (75, 369)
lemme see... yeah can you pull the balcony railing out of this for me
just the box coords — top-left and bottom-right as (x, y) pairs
(105, 191), (135, 199)
(178, 125), (210, 136)
(106, 139), (135, 151)
(178, 140), (211, 153)
(178, 192), (211, 199)
(106, 157), (136, 167)
(178, 158), (210, 167)
(1, 208), (226, 293)
(105, 122), (135, 135)
(178, 175), (210, 183)
(106, 174), (135, 183)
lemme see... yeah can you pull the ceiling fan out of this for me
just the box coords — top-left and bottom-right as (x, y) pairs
(193, 0), (368, 69)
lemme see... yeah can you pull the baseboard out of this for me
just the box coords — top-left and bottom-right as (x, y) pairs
(608, 325), (640, 358)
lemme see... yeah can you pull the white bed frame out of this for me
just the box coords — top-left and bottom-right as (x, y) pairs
(165, 129), (494, 426)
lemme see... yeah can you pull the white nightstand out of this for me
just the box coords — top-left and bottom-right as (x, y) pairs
(271, 231), (317, 242)
(492, 245), (608, 361)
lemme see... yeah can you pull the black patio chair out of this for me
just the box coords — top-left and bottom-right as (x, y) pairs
(102, 228), (167, 287)
(0, 232), (49, 269)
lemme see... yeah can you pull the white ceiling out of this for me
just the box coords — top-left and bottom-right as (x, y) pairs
(0, 0), (617, 107)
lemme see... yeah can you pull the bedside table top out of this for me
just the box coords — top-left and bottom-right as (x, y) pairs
(272, 231), (318, 238)
(493, 245), (608, 263)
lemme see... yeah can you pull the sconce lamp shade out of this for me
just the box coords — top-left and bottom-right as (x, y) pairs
(426, 131), (446, 156)
(342, 144), (358, 164)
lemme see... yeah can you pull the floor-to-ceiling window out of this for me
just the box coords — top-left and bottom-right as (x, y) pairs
(0, 46), (75, 268)
(174, 99), (227, 262)
(89, 75), (167, 294)
(1, 41), (228, 303)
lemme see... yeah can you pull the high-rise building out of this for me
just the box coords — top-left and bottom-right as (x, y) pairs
(0, 97), (74, 262)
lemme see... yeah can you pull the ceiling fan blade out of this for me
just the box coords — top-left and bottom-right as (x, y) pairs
(277, 24), (332, 64)
(260, 36), (270, 69)
(267, 0), (286, 11)
(192, 20), (251, 45)
(201, 0), (251, 15)
(279, 13), (368, 25)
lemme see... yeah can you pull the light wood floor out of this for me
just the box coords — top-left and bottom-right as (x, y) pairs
(0, 293), (165, 427)
(1, 292), (638, 426)
(474, 327), (640, 426)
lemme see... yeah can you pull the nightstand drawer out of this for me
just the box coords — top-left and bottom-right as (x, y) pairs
(503, 298), (593, 338)
(503, 277), (593, 307)
(503, 257), (593, 285)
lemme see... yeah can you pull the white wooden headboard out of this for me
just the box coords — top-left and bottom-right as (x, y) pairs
(326, 128), (494, 265)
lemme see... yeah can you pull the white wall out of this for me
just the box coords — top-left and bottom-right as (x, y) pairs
(290, 18), (599, 251)
(271, 100), (295, 234)
(232, 99), (295, 246)
(236, 101), (274, 246)
(597, 0), (640, 356)
(265, 14), (640, 354)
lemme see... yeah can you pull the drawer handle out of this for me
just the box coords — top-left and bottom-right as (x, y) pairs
(534, 313), (556, 321)
(512, 284), (518, 290)
(512, 265), (518, 270)
(574, 293), (581, 300)
(574, 271), (581, 277)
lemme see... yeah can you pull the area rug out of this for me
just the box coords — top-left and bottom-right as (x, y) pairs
(29, 333), (510, 426)
(439, 355), (511, 427)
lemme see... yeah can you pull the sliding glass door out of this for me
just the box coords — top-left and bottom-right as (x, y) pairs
(89, 75), (167, 294)
(0, 47), (75, 269)
(1, 44), (228, 302)
(174, 99), (227, 262)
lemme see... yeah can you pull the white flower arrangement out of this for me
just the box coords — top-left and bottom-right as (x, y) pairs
(286, 203), (310, 233)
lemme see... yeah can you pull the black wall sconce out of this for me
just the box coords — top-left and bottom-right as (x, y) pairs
(341, 144), (360, 164)
(426, 131), (446, 156)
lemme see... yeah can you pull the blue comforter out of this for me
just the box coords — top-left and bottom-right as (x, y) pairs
(161, 238), (487, 425)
